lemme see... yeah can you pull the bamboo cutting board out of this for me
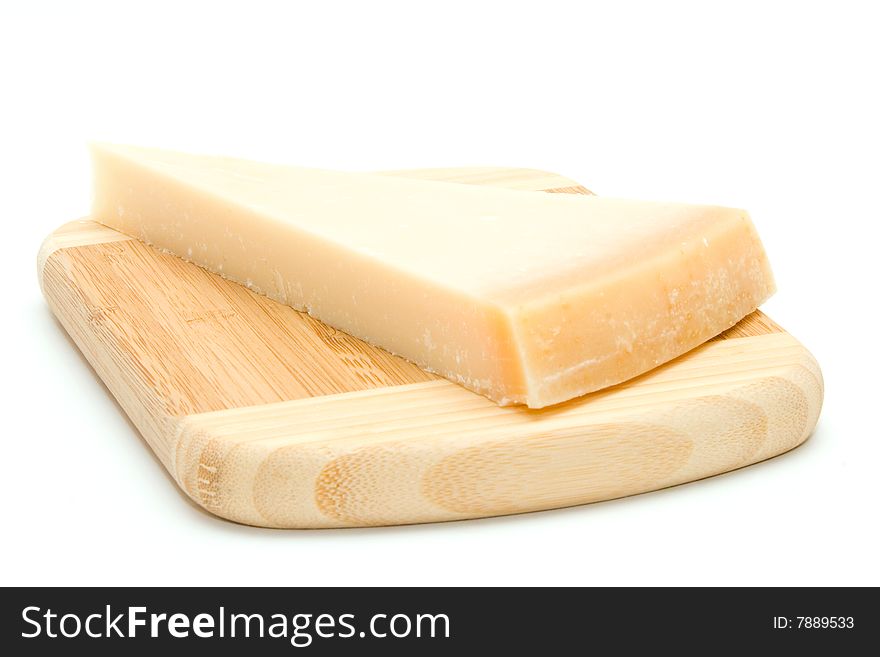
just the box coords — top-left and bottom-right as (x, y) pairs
(38, 168), (823, 528)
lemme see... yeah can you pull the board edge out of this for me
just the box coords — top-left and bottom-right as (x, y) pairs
(170, 333), (824, 528)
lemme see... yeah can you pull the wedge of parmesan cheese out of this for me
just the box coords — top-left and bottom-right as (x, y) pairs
(91, 143), (775, 408)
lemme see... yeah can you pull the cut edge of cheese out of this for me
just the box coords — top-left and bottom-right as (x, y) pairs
(89, 143), (775, 408)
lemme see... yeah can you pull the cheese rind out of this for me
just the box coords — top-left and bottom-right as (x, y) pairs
(90, 144), (775, 407)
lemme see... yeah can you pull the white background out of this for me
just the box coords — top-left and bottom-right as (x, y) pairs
(2, 0), (877, 586)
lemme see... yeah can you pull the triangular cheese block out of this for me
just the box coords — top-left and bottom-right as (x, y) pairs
(90, 143), (775, 407)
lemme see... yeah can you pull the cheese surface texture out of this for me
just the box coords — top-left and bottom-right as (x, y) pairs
(90, 144), (775, 408)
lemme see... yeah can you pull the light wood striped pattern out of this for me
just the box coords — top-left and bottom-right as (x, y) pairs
(38, 167), (823, 527)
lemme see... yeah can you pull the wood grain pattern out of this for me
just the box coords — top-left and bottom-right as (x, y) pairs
(38, 167), (823, 527)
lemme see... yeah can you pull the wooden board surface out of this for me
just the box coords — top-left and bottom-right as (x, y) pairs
(38, 168), (823, 528)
